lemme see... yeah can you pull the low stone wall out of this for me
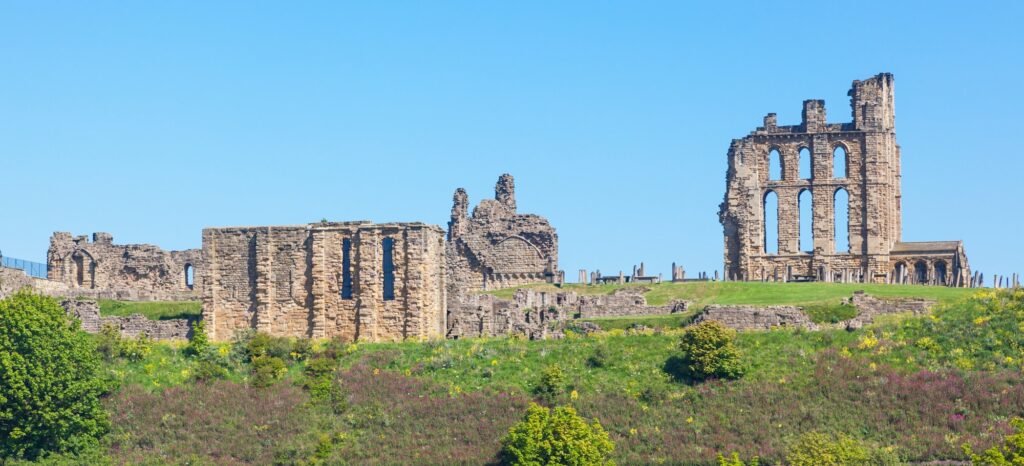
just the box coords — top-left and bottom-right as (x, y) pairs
(61, 299), (193, 340)
(692, 304), (818, 331)
(841, 291), (936, 328)
(448, 287), (688, 339)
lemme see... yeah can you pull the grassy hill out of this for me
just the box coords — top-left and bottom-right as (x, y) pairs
(13, 283), (1022, 465)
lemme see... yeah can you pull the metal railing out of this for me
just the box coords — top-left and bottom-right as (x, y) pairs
(1, 256), (48, 279)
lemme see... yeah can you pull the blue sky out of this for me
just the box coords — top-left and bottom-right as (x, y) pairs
(1, 1), (1021, 281)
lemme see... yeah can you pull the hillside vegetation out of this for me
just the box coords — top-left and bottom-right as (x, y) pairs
(7, 284), (1022, 465)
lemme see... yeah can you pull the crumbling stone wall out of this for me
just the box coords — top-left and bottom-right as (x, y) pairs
(47, 232), (202, 295)
(841, 291), (935, 328)
(61, 299), (192, 340)
(202, 221), (446, 342)
(718, 73), (970, 286)
(447, 287), (687, 339)
(692, 305), (818, 331)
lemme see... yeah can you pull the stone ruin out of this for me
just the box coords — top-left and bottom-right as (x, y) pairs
(62, 299), (193, 340)
(47, 232), (201, 300)
(719, 73), (971, 286)
(446, 174), (560, 307)
(201, 221), (446, 342)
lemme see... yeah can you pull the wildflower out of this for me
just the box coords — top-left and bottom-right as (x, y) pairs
(373, 368), (380, 376)
(1006, 356), (1015, 364)
(869, 362), (878, 371)
(857, 335), (879, 350)
(491, 359), (498, 366)
(686, 417), (694, 424)
(629, 428), (638, 436)
(570, 390), (579, 400)
(974, 316), (991, 326)
(218, 345), (230, 357)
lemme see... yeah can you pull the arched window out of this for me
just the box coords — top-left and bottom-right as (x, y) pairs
(893, 262), (907, 284)
(833, 146), (847, 178)
(768, 148), (782, 180)
(184, 263), (195, 290)
(382, 237), (396, 301)
(834, 188), (850, 253)
(935, 261), (948, 286)
(799, 147), (811, 180)
(914, 261), (928, 284)
(764, 191), (778, 254)
(799, 189), (813, 252)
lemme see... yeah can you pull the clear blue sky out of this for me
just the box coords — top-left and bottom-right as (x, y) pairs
(1, 1), (1021, 281)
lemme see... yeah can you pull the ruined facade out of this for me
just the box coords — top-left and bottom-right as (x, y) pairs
(201, 222), (446, 341)
(719, 73), (970, 286)
(47, 232), (202, 298)
(446, 174), (560, 302)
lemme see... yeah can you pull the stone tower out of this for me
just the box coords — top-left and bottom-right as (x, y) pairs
(718, 73), (969, 286)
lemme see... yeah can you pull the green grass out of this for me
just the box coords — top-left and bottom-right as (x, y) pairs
(96, 299), (202, 320)
(577, 313), (694, 331)
(488, 280), (975, 308)
(804, 302), (859, 323)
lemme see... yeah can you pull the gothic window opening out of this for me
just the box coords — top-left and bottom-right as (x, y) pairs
(799, 189), (813, 252)
(185, 263), (195, 290)
(768, 149), (782, 180)
(834, 188), (850, 253)
(833, 145), (848, 178)
(799, 147), (811, 179)
(764, 190), (778, 254)
(341, 238), (353, 299)
(382, 237), (395, 301)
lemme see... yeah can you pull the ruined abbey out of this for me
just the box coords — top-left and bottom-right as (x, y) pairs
(719, 73), (970, 286)
(0, 72), (975, 342)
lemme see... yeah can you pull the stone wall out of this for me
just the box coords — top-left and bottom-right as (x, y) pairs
(718, 73), (971, 286)
(47, 232), (202, 296)
(202, 221), (446, 342)
(446, 174), (559, 306)
(842, 291), (935, 328)
(692, 305), (818, 331)
(61, 299), (193, 340)
(447, 287), (687, 339)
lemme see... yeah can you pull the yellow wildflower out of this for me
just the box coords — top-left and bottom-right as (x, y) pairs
(570, 390), (579, 400)
(686, 417), (694, 424)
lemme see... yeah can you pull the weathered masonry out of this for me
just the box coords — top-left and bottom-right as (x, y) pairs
(446, 174), (559, 297)
(719, 73), (970, 286)
(47, 232), (202, 298)
(201, 222), (446, 341)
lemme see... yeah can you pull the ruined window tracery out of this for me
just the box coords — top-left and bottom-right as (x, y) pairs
(834, 188), (850, 253)
(768, 149), (782, 180)
(763, 190), (778, 254)
(799, 189), (813, 252)
(833, 145), (848, 178)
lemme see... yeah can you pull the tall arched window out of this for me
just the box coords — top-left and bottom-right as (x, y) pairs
(799, 189), (813, 252)
(834, 188), (850, 253)
(833, 146), (847, 178)
(914, 261), (928, 284)
(935, 261), (948, 286)
(799, 147), (811, 179)
(764, 190), (778, 254)
(184, 263), (195, 290)
(768, 149), (782, 180)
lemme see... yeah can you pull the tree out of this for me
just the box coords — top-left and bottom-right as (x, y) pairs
(0, 292), (111, 459)
(964, 418), (1024, 465)
(673, 320), (744, 382)
(501, 403), (615, 466)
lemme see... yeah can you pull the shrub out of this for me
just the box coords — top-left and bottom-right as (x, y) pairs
(963, 417), (1024, 465)
(245, 332), (293, 362)
(291, 338), (314, 361)
(184, 320), (210, 358)
(717, 452), (759, 466)
(786, 432), (899, 466)
(191, 359), (229, 382)
(119, 334), (152, 362)
(95, 324), (151, 362)
(0, 292), (111, 459)
(534, 364), (566, 403)
(250, 356), (288, 387)
(673, 320), (744, 382)
(501, 403), (614, 466)
(586, 343), (610, 368)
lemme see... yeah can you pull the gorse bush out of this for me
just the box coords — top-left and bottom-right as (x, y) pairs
(251, 355), (288, 387)
(786, 432), (899, 466)
(95, 324), (152, 363)
(184, 320), (209, 358)
(501, 403), (614, 466)
(0, 292), (111, 459)
(534, 364), (566, 403)
(673, 320), (744, 382)
(963, 417), (1024, 465)
(717, 452), (759, 466)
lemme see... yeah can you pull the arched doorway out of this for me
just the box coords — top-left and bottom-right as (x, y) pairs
(935, 261), (948, 286)
(914, 261), (928, 285)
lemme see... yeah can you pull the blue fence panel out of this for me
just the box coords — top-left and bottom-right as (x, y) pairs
(1, 256), (48, 279)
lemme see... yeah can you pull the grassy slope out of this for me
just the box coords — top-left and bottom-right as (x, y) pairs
(68, 285), (1024, 464)
(97, 299), (201, 320)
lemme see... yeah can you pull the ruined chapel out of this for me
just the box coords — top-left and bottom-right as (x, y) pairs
(719, 73), (970, 286)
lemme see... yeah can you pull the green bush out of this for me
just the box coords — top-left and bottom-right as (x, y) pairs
(501, 403), (615, 466)
(245, 332), (293, 362)
(291, 338), (314, 361)
(0, 292), (111, 459)
(184, 320), (210, 358)
(250, 355), (288, 387)
(673, 320), (744, 382)
(191, 359), (229, 382)
(94, 324), (151, 362)
(534, 364), (566, 403)
(586, 343), (610, 368)
(716, 452), (759, 466)
(964, 417), (1024, 465)
(786, 432), (899, 466)
(119, 334), (152, 362)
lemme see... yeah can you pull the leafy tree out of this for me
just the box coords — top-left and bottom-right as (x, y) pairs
(501, 403), (614, 466)
(673, 320), (744, 382)
(184, 319), (210, 358)
(717, 452), (759, 466)
(964, 417), (1024, 465)
(0, 292), (111, 459)
(533, 364), (566, 403)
